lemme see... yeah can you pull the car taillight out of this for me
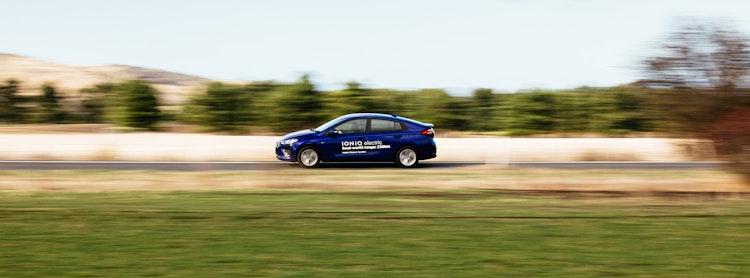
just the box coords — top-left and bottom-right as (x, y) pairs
(420, 128), (435, 137)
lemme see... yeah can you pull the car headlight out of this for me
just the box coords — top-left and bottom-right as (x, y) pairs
(279, 138), (299, 146)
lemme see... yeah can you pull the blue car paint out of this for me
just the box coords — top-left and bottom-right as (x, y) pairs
(275, 113), (436, 165)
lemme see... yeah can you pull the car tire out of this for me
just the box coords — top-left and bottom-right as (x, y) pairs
(395, 146), (419, 168)
(297, 147), (321, 168)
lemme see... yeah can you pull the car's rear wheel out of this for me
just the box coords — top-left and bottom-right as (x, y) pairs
(297, 147), (320, 168)
(396, 146), (419, 168)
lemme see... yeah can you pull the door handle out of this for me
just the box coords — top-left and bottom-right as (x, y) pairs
(394, 135), (403, 139)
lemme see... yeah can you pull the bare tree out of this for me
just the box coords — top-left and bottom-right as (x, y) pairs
(643, 20), (750, 91)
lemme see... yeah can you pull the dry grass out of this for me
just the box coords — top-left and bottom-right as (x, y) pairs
(0, 124), (112, 134)
(0, 166), (746, 193)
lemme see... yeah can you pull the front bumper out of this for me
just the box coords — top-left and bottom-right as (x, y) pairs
(275, 146), (295, 161)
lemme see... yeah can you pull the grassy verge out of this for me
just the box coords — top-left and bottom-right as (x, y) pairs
(1, 190), (749, 277)
(0, 167), (746, 192)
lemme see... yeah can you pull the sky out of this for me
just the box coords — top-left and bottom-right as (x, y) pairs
(2, 0), (750, 94)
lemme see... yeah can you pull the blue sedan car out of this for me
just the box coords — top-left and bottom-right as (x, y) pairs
(275, 113), (437, 167)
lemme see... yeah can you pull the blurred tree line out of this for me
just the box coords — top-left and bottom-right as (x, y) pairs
(178, 76), (662, 135)
(5, 75), (748, 137)
(0, 79), (162, 130)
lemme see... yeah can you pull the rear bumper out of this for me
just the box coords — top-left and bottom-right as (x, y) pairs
(420, 143), (437, 160)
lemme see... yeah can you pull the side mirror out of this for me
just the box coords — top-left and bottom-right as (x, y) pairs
(329, 129), (342, 136)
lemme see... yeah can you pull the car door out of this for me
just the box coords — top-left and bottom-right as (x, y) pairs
(365, 118), (406, 161)
(318, 118), (374, 161)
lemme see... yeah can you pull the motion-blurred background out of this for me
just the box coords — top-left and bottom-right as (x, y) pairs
(1, 1), (750, 176)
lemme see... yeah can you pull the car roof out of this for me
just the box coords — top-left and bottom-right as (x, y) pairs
(341, 113), (432, 127)
(344, 113), (395, 119)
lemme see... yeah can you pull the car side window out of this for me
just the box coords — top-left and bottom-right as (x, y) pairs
(370, 119), (405, 132)
(334, 119), (367, 134)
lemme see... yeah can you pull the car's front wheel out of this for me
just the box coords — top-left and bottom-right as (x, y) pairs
(297, 147), (321, 168)
(395, 146), (419, 168)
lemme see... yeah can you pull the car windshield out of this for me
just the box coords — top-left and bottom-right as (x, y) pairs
(313, 115), (349, 132)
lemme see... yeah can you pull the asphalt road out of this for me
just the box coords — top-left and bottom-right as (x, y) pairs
(0, 161), (724, 171)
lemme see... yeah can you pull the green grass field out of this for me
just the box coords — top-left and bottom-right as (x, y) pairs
(1, 190), (749, 277)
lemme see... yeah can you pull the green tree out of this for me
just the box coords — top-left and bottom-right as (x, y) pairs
(0, 79), (25, 123)
(505, 91), (557, 135)
(321, 82), (401, 120)
(241, 82), (276, 125)
(553, 87), (650, 134)
(269, 75), (323, 131)
(396, 89), (459, 128)
(609, 90), (649, 132)
(326, 81), (368, 115)
(470, 88), (495, 131)
(443, 97), (472, 130)
(78, 83), (115, 124)
(551, 90), (594, 132)
(183, 82), (253, 132)
(35, 84), (66, 123)
(109, 80), (162, 130)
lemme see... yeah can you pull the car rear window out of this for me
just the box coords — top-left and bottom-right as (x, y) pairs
(370, 119), (406, 132)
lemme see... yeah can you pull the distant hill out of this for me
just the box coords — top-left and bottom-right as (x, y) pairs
(0, 53), (212, 104)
